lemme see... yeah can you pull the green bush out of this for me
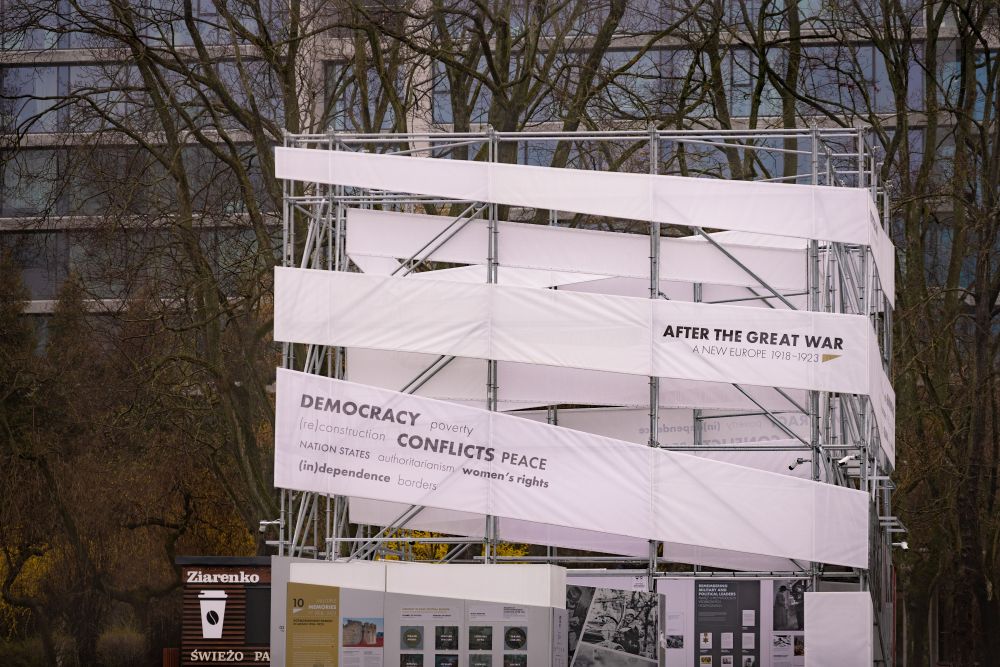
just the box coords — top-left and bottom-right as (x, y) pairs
(95, 628), (146, 667)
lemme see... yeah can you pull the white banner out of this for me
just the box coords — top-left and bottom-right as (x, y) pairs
(275, 368), (869, 568)
(275, 147), (871, 245)
(346, 499), (807, 570)
(275, 147), (893, 304)
(274, 268), (873, 395)
(345, 349), (808, 411)
(346, 209), (807, 290)
(348, 498), (654, 557)
(516, 407), (817, 479)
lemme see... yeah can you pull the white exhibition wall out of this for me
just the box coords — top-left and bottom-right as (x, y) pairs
(803, 592), (873, 666)
(289, 560), (567, 609)
(275, 368), (869, 568)
(273, 147), (894, 303)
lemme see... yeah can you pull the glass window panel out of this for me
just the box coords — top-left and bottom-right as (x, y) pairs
(1, 149), (63, 216)
(0, 66), (65, 133)
(0, 231), (69, 300)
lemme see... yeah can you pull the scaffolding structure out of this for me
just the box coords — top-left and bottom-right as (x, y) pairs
(266, 127), (900, 664)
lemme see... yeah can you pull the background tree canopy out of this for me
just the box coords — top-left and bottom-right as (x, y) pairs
(0, 0), (997, 664)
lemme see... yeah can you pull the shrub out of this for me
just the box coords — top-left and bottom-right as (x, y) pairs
(95, 628), (146, 667)
(0, 638), (46, 667)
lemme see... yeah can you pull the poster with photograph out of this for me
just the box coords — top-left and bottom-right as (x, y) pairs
(771, 580), (809, 632)
(343, 617), (384, 647)
(503, 627), (527, 651)
(401, 627), (424, 651)
(469, 626), (493, 651)
(568, 586), (658, 666)
(435, 626), (459, 651)
(567, 586), (596, 657)
(343, 616), (384, 667)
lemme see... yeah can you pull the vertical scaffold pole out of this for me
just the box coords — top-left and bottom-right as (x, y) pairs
(647, 127), (660, 591)
(809, 126), (822, 591)
(486, 129), (499, 563)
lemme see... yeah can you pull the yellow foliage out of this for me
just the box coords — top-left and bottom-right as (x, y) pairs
(380, 530), (529, 562)
(0, 547), (58, 638)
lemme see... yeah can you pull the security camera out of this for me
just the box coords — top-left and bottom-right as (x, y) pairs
(788, 457), (811, 471)
(892, 541), (909, 551)
(838, 454), (858, 465)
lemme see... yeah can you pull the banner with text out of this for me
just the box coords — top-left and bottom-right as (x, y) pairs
(274, 268), (893, 463)
(274, 369), (869, 568)
(275, 269), (874, 396)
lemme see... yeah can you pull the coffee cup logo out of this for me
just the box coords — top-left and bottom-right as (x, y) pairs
(198, 590), (228, 639)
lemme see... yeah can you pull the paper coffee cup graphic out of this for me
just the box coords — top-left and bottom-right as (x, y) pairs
(199, 590), (227, 638)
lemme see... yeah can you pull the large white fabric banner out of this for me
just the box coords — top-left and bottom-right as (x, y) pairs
(347, 498), (807, 570)
(515, 407), (817, 478)
(346, 349), (808, 411)
(348, 498), (654, 558)
(274, 268), (873, 395)
(346, 208), (807, 291)
(274, 147), (894, 303)
(275, 368), (869, 568)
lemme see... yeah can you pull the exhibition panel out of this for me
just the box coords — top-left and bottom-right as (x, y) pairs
(280, 562), (568, 667)
(803, 593), (873, 667)
(274, 368), (869, 568)
(658, 577), (824, 667)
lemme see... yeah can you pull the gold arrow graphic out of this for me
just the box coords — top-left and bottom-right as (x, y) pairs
(821, 354), (841, 362)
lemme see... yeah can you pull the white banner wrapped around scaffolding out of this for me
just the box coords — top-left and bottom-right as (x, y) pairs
(345, 208), (808, 291)
(345, 349), (805, 409)
(275, 368), (869, 568)
(275, 267), (874, 396)
(274, 146), (894, 302)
